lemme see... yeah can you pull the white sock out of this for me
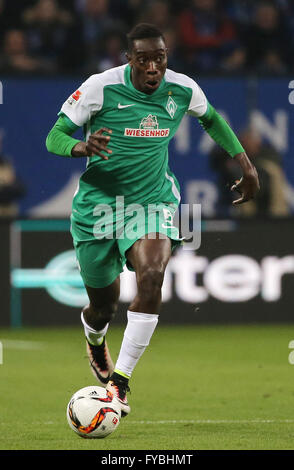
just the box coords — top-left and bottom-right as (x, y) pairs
(114, 310), (159, 379)
(81, 312), (109, 346)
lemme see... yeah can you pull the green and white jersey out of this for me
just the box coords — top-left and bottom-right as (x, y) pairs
(60, 64), (207, 232)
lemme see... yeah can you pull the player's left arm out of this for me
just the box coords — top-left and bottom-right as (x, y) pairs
(197, 102), (260, 205)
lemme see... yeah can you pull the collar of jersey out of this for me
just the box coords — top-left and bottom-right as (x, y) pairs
(124, 64), (166, 98)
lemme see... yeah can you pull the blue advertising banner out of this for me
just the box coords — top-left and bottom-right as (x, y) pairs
(0, 76), (293, 217)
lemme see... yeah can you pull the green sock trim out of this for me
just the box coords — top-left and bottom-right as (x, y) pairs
(97, 336), (104, 346)
(114, 368), (131, 380)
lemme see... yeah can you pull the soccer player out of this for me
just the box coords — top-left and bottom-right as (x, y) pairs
(46, 23), (259, 417)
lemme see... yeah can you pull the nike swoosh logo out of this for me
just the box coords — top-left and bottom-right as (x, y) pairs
(118, 103), (136, 109)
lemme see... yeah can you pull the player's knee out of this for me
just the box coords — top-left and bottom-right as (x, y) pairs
(137, 267), (164, 297)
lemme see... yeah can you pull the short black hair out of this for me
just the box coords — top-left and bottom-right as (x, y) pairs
(127, 23), (165, 52)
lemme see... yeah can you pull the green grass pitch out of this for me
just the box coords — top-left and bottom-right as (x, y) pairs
(0, 324), (294, 450)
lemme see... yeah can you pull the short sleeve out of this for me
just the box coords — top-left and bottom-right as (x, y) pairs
(187, 80), (208, 118)
(59, 75), (103, 127)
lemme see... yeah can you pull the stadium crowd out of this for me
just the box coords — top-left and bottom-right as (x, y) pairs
(0, 0), (293, 76)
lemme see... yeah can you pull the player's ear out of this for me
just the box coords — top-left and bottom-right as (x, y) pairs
(125, 51), (132, 63)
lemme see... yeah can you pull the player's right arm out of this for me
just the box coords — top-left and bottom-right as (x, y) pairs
(46, 115), (112, 160)
(46, 75), (112, 160)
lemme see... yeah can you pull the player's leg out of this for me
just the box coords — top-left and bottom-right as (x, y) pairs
(73, 235), (124, 386)
(127, 234), (172, 314)
(107, 234), (172, 416)
(81, 278), (120, 386)
(82, 278), (120, 332)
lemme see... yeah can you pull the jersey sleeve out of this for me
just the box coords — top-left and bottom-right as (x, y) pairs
(187, 80), (208, 118)
(198, 102), (245, 158)
(59, 75), (104, 127)
(46, 115), (81, 157)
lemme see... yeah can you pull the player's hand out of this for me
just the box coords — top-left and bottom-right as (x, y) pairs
(230, 152), (260, 205)
(86, 128), (113, 160)
(231, 167), (260, 205)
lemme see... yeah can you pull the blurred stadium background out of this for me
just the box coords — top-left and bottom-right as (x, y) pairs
(0, 0), (294, 328)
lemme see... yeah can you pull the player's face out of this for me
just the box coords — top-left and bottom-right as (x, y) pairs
(127, 37), (168, 94)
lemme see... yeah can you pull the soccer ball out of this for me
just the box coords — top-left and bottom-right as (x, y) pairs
(66, 385), (121, 438)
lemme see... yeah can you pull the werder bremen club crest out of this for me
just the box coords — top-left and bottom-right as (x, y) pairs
(166, 96), (177, 119)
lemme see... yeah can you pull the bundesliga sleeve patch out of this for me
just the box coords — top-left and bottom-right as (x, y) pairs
(67, 90), (82, 105)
